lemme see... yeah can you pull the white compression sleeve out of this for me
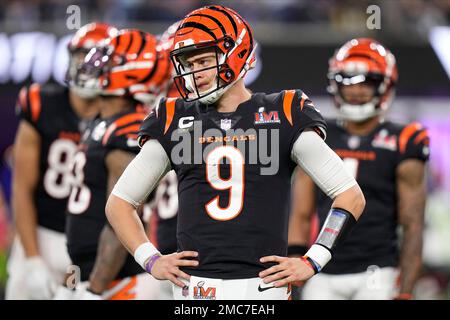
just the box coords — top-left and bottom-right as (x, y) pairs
(111, 139), (171, 207)
(291, 130), (357, 199)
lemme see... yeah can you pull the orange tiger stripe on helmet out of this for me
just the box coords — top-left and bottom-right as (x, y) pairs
(68, 22), (118, 52)
(171, 5), (255, 103)
(88, 29), (173, 105)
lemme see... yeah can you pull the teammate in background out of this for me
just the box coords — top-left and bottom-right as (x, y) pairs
(288, 38), (429, 300)
(65, 29), (171, 300)
(143, 21), (181, 300)
(6, 23), (117, 300)
(106, 6), (365, 300)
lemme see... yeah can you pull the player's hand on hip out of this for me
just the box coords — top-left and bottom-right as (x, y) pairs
(259, 255), (315, 288)
(24, 256), (58, 299)
(148, 251), (199, 287)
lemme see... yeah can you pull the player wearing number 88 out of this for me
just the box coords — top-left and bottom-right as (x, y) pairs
(289, 38), (430, 299)
(106, 5), (366, 300)
(6, 22), (117, 300)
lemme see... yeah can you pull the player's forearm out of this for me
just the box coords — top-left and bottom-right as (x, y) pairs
(398, 223), (423, 295)
(396, 160), (427, 296)
(88, 225), (129, 294)
(288, 213), (311, 247)
(288, 169), (315, 250)
(397, 187), (426, 295)
(331, 184), (365, 220)
(105, 194), (150, 254)
(12, 186), (39, 257)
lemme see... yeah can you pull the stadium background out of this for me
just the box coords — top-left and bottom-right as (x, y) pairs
(0, 0), (449, 299)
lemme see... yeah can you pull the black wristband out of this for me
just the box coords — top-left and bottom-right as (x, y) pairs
(287, 245), (308, 256)
(316, 207), (357, 253)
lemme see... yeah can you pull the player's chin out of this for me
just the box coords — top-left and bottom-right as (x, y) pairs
(188, 90), (208, 100)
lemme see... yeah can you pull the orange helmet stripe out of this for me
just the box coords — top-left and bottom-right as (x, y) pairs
(207, 5), (238, 37)
(189, 13), (227, 37)
(178, 20), (219, 40)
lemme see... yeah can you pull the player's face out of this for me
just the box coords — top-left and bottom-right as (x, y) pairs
(340, 82), (376, 105)
(182, 49), (218, 94)
(68, 51), (87, 81)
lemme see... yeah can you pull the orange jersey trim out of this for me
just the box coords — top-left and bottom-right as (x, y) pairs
(164, 98), (176, 134)
(282, 90), (295, 126)
(107, 276), (137, 300)
(28, 84), (41, 122)
(399, 122), (423, 154)
(102, 113), (146, 145)
(115, 124), (141, 137)
(413, 130), (429, 146)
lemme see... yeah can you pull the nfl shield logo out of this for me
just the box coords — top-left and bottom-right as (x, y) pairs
(182, 285), (189, 297)
(220, 119), (232, 131)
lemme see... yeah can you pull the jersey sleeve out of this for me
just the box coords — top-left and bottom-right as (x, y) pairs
(102, 112), (147, 154)
(15, 84), (44, 133)
(398, 122), (430, 163)
(281, 89), (327, 152)
(138, 97), (177, 154)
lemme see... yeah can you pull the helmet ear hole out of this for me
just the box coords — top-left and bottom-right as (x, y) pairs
(223, 36), (235, 51)
(219, 66), (234, 83)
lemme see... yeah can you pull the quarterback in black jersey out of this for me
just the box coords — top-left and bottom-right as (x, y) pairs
(65, 29), (173, 300)
(6, 23), (116, 300)
(107, 6), (365, 300)
(289, 38), (430, 300)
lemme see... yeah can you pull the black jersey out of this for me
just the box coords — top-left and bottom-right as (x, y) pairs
(316, 119), (430, 274)
(16, 83), (81, 232)
(139, 90), (326, 279)
(66, 109), (146, 281)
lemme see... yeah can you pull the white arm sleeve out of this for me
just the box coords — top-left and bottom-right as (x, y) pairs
(291, 130), (357, 199)
(111, 139), (171, 207)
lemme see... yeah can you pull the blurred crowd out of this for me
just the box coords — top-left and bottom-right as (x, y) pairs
(1, 0), (449, 37)
(0, 0), (449, 300)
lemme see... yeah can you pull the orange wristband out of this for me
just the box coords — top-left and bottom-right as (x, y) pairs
(301, 256), (319, 273)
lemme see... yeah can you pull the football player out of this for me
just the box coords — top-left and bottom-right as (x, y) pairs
(106, 5), (366, 300)
(288, 38), (430, 300)
(65, 29), (172, 300)
(144, 20), (181, 300)
(6, 22), (117, 300)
